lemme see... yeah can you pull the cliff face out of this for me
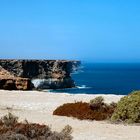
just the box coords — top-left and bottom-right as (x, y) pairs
(0, 59), (80, 90)
(0, 66), (32, 90)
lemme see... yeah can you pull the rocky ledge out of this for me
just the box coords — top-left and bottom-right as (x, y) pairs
(0, 66), (33, 90)
(0, 59), (80, 90)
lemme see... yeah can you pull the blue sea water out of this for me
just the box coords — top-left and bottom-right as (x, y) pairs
(51, 63), (140, 95)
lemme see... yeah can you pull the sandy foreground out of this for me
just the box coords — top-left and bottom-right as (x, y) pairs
(0, 90), (139, 140)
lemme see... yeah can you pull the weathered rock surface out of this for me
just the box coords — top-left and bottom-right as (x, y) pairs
(0, 78), (32, 90)
(0, 66), (32, 90)
(0, 59), (80, 89)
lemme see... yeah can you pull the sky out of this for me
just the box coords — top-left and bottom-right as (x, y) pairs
(0, 0), (140, 62)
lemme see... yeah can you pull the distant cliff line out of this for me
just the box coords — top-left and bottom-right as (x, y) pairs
(0, 59), (80, 90)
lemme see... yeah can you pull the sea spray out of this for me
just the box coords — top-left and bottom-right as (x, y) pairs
(32, 78), (75, 89)
(32, 79), (58, 89)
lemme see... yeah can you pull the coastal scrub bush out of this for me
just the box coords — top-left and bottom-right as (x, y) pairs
(0, 113), (73, 140)
(53, 98), (116, 121)
(109, 102), (117, 108)
(90, 96), (104, 105)
(89, 96), (104, 110)
(0, 133), (28, 140)
(0, 112), (18, 127)
(111, 90), (140, 123)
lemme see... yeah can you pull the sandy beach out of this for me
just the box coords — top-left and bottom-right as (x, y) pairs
(0, 90), (139, 140)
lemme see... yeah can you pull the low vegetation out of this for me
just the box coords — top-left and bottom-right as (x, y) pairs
(53, 97), (116, 121)
(111, 91), (140, 123)
(0, 113), (73, 140)
(90, 96), (104, 105)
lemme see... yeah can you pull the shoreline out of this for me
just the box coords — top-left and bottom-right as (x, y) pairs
(0, 90), (139, 140)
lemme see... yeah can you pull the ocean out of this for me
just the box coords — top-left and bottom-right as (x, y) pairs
(50, 63), (140, 95)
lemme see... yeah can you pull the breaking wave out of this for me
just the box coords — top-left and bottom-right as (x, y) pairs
(32, 79), (46, 88)
(76, 85), (91, 89)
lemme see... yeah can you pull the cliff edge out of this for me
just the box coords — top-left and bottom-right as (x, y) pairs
(0, 59), (80, 90)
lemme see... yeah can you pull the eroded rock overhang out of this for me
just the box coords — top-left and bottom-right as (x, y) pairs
(0, 59), (80, 90)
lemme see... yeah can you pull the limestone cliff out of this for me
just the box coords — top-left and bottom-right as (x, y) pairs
(0, 59), (80, 90)
(0, 66), (32, 90)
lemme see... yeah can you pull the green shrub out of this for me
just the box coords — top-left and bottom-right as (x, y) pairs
(89, 96), (104, 110)
(111, 90), (140, 123)
(90, 96), (104, 105)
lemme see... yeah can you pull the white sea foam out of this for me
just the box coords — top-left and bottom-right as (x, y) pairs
(76, 85), (91, 89)
(32, 78), (59, 89)
(32, 79), (45, 88)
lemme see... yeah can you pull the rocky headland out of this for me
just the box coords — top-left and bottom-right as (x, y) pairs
(0, 59), (80, 90)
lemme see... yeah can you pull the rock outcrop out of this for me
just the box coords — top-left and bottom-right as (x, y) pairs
(0, 59), (80, 90)
(0, 66), (32, 90)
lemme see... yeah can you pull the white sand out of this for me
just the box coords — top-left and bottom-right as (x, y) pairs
(0, 90), (139, 140)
